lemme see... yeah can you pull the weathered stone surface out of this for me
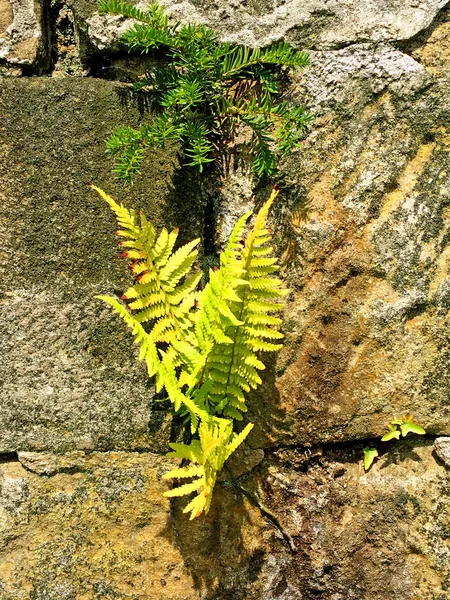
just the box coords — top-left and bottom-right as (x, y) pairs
(0, 452), (197, 599)
(0, 78), (204, 453)
(434, 436), (450, 465)
(3, 441), (448, 599)
(225, 22), (450, 448)
(75, 0), (450, 55)
(299, 44), (431, 115)
(2, 2), (450, 599)
(405, 2), (450, 78)
(0, 0), (48, 68)
(172, 439), (450, 599)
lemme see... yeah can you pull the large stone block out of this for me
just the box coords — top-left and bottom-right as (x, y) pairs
(0, 452), (197, 599)
(0, 78), (204, 453)
(0, 0), (48, 68)
(73, 0), (450, 55)
(228, 41), (450, 446)
(0, 442), (448, 599)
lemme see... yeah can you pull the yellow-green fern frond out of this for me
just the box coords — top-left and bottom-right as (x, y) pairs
(92, 185), (201, 360)
(163, 420), (253, 519)
(94, 184), (288, 519)
(95, 295), (160, 377)
(200, 187), (288, 417)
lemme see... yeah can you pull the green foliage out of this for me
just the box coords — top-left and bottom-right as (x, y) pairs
(362, 447), (378, 471)
(381, 414), (426, 441)
(92, 184), (287, 518)
(99, 0), (312, 181)
(363, 414), (426, 471)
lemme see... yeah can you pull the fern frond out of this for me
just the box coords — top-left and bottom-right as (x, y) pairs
(92, 185), (202, 371)
(162, 464), (204, 479)
(200, 187), (288, 417)
(225, 422), (253, 459)
(159, 238), (200, 284)
(164, 478), (204, 497)
(163, 419), (253, 518)
(95, 185), (287, 518)
(166, 440), (203, 463)
(95, 295), (160, 377)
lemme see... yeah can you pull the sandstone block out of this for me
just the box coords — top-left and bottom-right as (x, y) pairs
(0, 452), (196, 599)
(229, 41), (450, 447)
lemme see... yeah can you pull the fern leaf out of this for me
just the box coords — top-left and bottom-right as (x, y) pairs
(198, 187), (287, 417)
(162, 464), (204, 479)
(166, 440), (203, 463)
(250, 339), (283, 352)
(225, 423), (254, 459)
(90, 185), (139, 234)
(168, 272), (202, 304)
(92, 185), (205, 378)
(159, 238), (200, 282)
(164, 478), (204, 497)
(95, 295), (160, 377)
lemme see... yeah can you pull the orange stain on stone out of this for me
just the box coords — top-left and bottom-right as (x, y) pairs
(0, 0), (13, 35)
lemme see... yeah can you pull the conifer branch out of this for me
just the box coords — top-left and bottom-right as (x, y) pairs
(99, 1), (312, 180)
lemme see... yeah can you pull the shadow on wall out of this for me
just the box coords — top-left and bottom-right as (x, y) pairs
(157, 368), (297, 599)
(163, 488), (267, 600)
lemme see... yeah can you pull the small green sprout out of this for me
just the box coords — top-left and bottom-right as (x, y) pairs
(363, 447), (379, 471)
(381, 414), (426, 442)
(363, 414), (426, 471)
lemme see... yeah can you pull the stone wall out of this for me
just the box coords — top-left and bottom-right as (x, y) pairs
(1, 1), (450, 598)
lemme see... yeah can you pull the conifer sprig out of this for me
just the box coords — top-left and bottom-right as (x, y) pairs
(93, 184), (287, 517)
(99, 0), (312, 181)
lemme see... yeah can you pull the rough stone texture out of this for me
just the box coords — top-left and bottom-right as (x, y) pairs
(76, 0), (450, 53)
(0, 452), (197, 599)
(434, 436), (450, 465)
(0, 78), (204, 453)
(1, 1), (450, 599)
(0, 0), (48, 67)
(171, 439), (450, 599)
(2, 441), (448, 600)
(241, 21), (450, 448)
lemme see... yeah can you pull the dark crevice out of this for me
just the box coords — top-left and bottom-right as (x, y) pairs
(2, 435), (444, 462)
(47, 0), (83, 76)
(0, 452), (19, 464)
(309, 38), (381, 52)
(18, 463), (89, 477)
(200, 172), (221, 273)
(266, 434), (439, 466)
(404, 300), (428, 321)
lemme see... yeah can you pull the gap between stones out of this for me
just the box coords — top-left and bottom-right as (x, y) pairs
(1, 433), (444, 467)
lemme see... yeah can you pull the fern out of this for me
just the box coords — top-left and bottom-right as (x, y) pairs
(164, 420), (253, 519)
(99, 0), (312, 181)
(93, 184), (287, 517)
